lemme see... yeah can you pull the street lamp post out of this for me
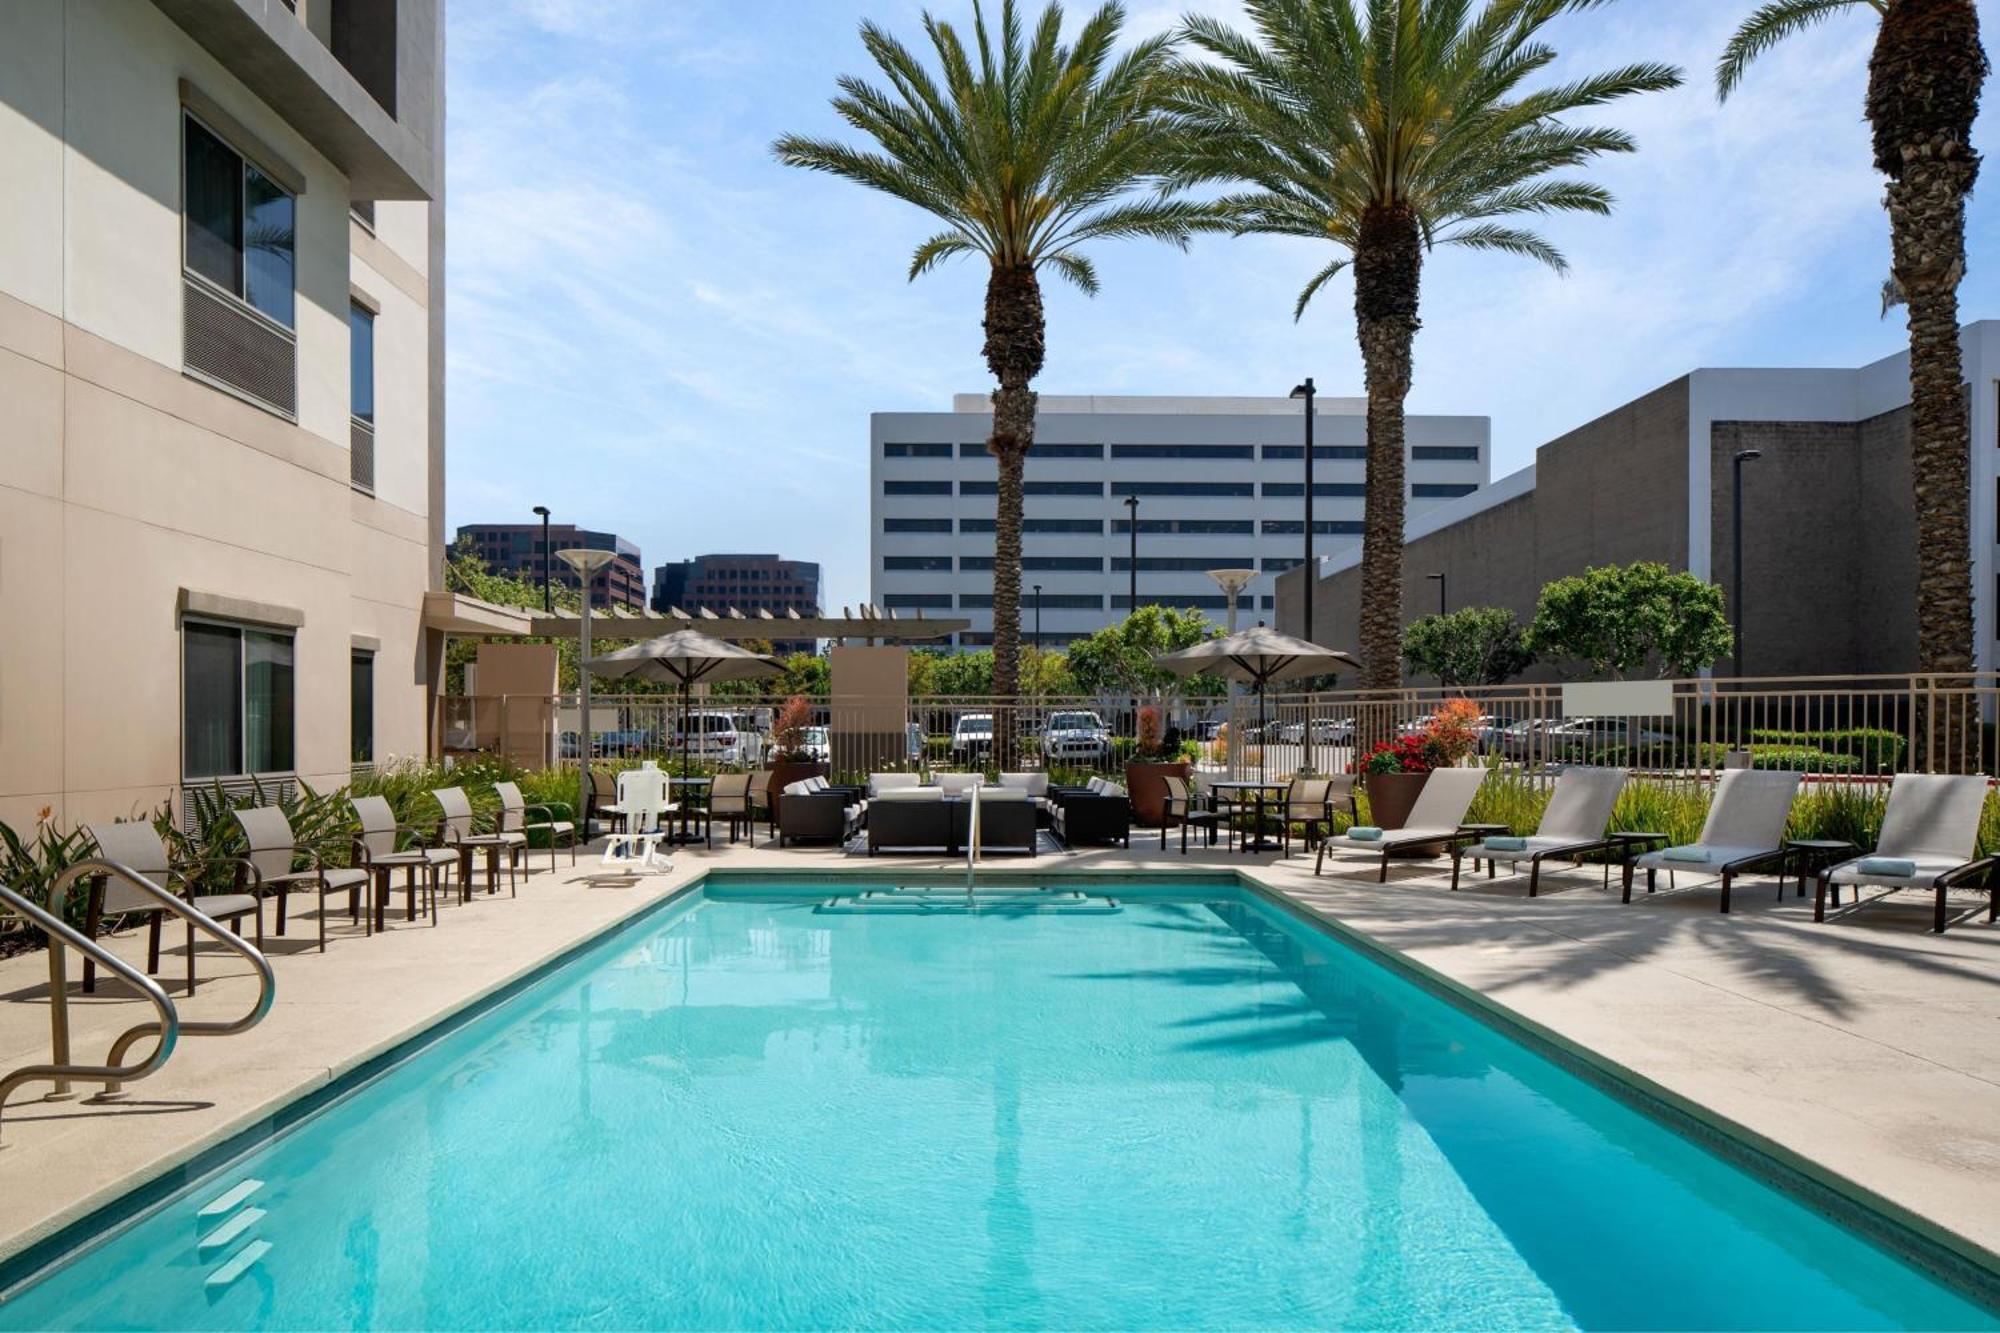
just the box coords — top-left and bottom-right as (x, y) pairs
(556, 546), (617, 833)
(1207, 568), (1258, 776)
(1122, 494), (1139, 616)
(1426, 572), (1446, 618)
(1290, 378), (1317, 642)
(1733, 449), (1761, 676)
(1032, 583), (1042, 653)
(532, 506), (553, 612)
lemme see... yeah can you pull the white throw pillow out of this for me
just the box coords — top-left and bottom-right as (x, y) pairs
(870, 772), (921, 798)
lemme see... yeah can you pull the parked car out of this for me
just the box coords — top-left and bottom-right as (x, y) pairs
(1538, 716), (1675, 755)
(1267, 720), (1305, 745)
(1309, 717), (1355, 744)
(1042, 710), (1113, 761)
(799, 725), (830, 763)
(1191, 719), (1225, 743)
(907, 723), (927, 765)
(950, 713), (994, 763)
(675, 710), (761, 764)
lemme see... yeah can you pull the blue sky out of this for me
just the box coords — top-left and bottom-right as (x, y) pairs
(444, 0), (2000, 615)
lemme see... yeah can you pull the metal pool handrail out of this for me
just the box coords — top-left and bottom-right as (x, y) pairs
(0, 881), (179, 1145)
(966, 776), (981, 899)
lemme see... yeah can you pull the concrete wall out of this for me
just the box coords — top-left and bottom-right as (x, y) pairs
(0, 0), (439, 828)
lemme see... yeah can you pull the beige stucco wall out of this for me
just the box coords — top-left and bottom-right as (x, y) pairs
(0, 1), (438, 831)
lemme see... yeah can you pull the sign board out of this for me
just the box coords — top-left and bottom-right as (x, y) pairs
(557, 706), (622, 733)
(1561, 680), (1673, 718)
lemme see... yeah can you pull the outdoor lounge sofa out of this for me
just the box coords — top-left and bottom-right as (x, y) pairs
(956, 787), (1038, 856)
(1815, 772), (1998, 932)
(778, 776), (860, 846)
(866, 787), (950, 854)
(1051, 778), (1131, 849)
(1314, 767), (1488, 882)
(1622, 769), (1802, 912)
(1453, 767), (1629, 895)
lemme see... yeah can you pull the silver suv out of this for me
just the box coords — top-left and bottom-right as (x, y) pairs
(1042, 710), (1112, 761)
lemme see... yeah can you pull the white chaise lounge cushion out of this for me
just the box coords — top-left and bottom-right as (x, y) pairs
(870, 772), (922, 798)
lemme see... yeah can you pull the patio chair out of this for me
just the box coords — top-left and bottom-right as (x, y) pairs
(959, 787), (1037, 856)
(1815, 773), (1997, 932)
(1051, 777), (1131, 849)
(494, 781), (578, 872)
(778, 779), (858, 847)
(1314, 767), (1489, 883)
(1280, 777), (1341, 856)
(1452, 767), (1629, 896)
(1160, 774), (1220, 854)
(81, 820), (263, 995)
(996, 771), (1056, 829)
(748, 769), (775, 837)
(706, 773), (755, 846)
(586, 768), (617, 835)
(432, 786), (521, 899)
(234, 805), (371, 951)
(350, 795), (454, 928)
(867, 787), (950, 855)
(1622, 769), (1802, 913)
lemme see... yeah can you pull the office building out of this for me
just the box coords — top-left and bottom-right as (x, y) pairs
(652, 553), (823, 655)
(455, 522), (647, 611)
(0, 0), (446, 827)
(1278, 323), (2000, 678)
(871, 394), (1491, 647)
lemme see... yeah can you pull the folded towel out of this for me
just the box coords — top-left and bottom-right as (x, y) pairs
(1484, 835), (1528, 852)
(1348, 826), (1384, 841)
(1662, 846), (1709, 863)
(1858, 856), (1917, 878)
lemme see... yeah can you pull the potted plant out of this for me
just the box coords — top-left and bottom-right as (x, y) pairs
(1124, 704), (1188, 826)
(765, 695), (827, 815)
(1355, 700), (1482, 830)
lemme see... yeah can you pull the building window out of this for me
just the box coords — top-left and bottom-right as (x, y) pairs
(1110, 444), (1256, 460)
(959, 480), (1103, 496)
(1111, 481), (1255, 497)
(885, 555), (954, 571)
(884, 593), (955, 608)
(1114, 518), (1257, 535)
(885, 480), (953, 496)
(1413, 445), (1480, 461)
(1113, 556), (1257, 572)
(885, 518), (953, 533)
(1262, 557), (1303, 572)
(1413, 482), (1478, 498)
(351, 651), (375, 764)
(184, 621), (294, 779)
(1022, 556), (1104, 571)
(1264, 482), (1366, 497)
(350, 304), (375, 424)
(184, 115), (295, 328)
(960, 518), (997, 533)
(1263, 519), (1364, 536)
(959, 442), (1105, 458)
(1112, 594), (1231, 610)
(1263, 445), (1366, 460)
(883, 441), (953, 457)
(960, 556), (994, 571)
(1025, 518), (1103, 533)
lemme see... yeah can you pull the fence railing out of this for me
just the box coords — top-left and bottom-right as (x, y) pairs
(435, 673), (2000, 788)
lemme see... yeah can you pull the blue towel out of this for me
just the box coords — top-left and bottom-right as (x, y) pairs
(1858, 856), (1916, 877)
(1347, 826), (1384, 842)
(1662, 846), (1710, 864)
(1484, 835), (1528, 852)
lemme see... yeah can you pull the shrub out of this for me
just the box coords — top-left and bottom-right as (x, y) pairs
(1750, 728), (1905, 772)
(769, 695), (813, 761)
(1695, 744), (1861, 774)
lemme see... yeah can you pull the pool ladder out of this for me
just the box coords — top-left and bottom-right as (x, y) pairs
(0, 858), (276, 1145)
(965, 775), (981, 900)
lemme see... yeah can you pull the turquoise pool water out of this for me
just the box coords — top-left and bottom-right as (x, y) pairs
(1, 880), (1991, 1330)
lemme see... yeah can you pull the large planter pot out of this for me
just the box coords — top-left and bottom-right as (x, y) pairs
(1362, 770), (1430, 832)
(1124, 761), (1189, 827)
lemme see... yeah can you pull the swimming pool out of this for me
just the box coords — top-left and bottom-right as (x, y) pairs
(1, 877), (1992, 1330)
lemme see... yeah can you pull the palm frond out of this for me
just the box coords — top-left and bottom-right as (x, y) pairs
(1292, 256), (1351, 321)
(1715, 0), (1882, 101)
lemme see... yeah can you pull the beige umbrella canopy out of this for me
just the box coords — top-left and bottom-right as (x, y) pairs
(585, 630), (781, 777)
(1154, 626), (1362, 778)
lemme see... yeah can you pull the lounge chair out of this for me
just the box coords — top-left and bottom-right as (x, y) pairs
(1279, 777), (1343, 856)
(432, 786), (521, 898)
(867, 787), (950, 855)
(1314, 767), (1488, 882)
(81, 821), (263, 995)
(234, 805), (372, 950)
(996, 771), (1056, 828)
(1453, 767), (1629, 895)
(1622, 769), (1802, 913)
(350, 795), (454, 928)
(1052, 777), (1131, 849)
(747, 769), (775, 838)
(778, 778), (858, 846)
(706, 773), (755, 846)
(495, 782), (578, 872)
(1815, 773), (1998, 932)
(958, 787), (1038, 856)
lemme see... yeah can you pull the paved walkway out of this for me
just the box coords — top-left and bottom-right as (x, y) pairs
(1, 834), (1996, 1284)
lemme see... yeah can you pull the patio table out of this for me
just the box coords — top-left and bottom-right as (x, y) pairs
(1210, 780), (1289, 853)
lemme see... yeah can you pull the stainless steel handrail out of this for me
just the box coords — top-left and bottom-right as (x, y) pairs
(0, 883), (179, 1145)
(965, 777), (981, 899)
(47, 859), (277, 1083)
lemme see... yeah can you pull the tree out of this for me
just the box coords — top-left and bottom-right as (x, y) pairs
(1720, 1), (1986, 675)
(1401, 607), (1536, 686)
(1527, 563), (1735, 679)
(775, 0), (1205, 706)
(1065, 605), (1223, 697)
(443, 542), (590, 693)
(1165, 0), (1680, 690)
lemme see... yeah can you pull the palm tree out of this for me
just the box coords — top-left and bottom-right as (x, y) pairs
(775, 1), (1205, 707)
(1166, 0), (1680, 688)
(1721, 1), (1987, 677)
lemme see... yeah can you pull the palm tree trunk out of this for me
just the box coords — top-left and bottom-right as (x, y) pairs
(984, 264), (1046, 757)
(1353, 204), (1423, 690)
(1868, 0), (1985, 765)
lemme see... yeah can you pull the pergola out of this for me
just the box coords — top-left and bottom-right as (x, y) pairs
(421, 592), (970, 644)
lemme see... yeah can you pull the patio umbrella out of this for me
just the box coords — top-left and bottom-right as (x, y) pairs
(1153, 626), (1362, 780)
(585, 630), (781, 780)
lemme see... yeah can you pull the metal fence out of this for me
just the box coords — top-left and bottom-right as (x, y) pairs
(436, 673), (2000, 788)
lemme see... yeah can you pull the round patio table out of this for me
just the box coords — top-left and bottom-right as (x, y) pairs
(1210, 779), (1289, 853)
(666, 775), (712, 845)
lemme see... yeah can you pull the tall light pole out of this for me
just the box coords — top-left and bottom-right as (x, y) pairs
(1032, 583), (1042, 653)
(1122, 494), (1139, 617)
(1290, 378), (1317, 642)
(557, 546), (616, 832)
(1733, 449), (1761, 677)
(1426, 572), (1446, 618)
(531, 506), (554, 612)
(1208, 569), (1258, 777)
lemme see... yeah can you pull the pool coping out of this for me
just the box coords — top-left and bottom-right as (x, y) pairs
(4, 862), (1997, 1315)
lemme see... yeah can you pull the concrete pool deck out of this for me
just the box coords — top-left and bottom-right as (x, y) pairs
(2, 834), (1998, 1290)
